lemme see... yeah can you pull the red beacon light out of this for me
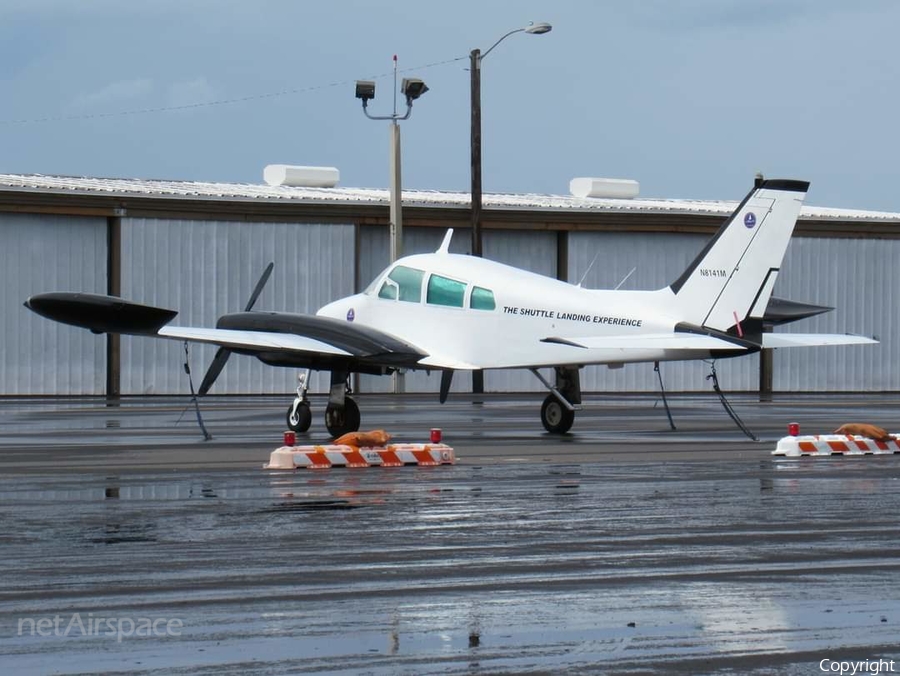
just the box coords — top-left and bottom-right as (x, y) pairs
(430, 428), (442, 443)
(787, 422), (800, 437)
(284, 430), (296, 447)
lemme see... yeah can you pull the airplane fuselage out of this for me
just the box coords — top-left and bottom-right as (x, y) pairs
(318, 252), (708, 370)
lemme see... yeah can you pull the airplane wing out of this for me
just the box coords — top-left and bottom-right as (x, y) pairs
(762, 333), (878, 348)
(157, 326), (351, 356)
(24, 292), (426, 372)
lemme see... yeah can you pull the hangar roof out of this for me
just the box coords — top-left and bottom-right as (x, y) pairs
(1, 172), (899, 224)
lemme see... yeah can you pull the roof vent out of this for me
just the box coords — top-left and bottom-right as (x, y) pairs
(264, 165), (339, 188)
(569, 177), (639, 199)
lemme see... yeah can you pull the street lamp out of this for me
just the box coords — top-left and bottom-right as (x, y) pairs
(470, 21), (551, 258)
(355, 60), (428, 393)
(469, 22), (550, 395)
(355, 60), (429, 264)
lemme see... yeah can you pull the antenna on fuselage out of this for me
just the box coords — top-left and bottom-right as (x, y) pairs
(576, 251), (636, 290)
(576, 252), (600, 287)
(436, 229), (454, 254)
(614, 267), (637, 290)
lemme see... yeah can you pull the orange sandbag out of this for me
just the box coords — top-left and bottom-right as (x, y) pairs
(833, 423), (892, 442)
(333, 429), (393, 447)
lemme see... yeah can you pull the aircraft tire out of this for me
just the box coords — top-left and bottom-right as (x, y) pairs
(325, 397), (361, 438)
(286, 401), (312, 433)
(541, 394), (574, 434)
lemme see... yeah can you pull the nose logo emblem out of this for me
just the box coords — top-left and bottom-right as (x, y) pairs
(346, 308), (355, 322)
(744, 212), (756, 228)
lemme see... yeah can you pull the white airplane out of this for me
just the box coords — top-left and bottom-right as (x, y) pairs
(26, 178), (875, 437)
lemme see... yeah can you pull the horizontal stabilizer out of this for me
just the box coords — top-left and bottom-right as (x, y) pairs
(24, 293), (177, 335)
(762, 333), (878, 348)
(542, 333), (748, 351)
(763, 297), (833, 326)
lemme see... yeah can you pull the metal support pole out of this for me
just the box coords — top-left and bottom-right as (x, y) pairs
(759, 327), (773, 402)
(470, 49), (484, 395)
(389, 120), (403, 263)
(470, 48), (483, 258)
(389, 119), (405, 393)
(106, 215), (121, 400)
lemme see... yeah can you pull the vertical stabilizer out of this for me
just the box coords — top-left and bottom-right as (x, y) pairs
(669, 179), (809, 333)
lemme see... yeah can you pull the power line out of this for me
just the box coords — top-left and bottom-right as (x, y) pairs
(0, 55), (466, 126)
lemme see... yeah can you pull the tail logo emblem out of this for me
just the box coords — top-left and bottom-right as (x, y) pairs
(744, 212), (757, 228)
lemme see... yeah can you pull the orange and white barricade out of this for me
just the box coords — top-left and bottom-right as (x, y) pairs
(265, 443), (456, 469)
(772, 434), (900, 457)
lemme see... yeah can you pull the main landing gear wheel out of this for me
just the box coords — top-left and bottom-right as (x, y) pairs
(286, 402), (312, 433)
(325, 396), (361, 438)
(541, 394), (575, 434)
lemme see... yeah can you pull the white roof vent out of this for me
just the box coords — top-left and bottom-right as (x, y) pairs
(569, 177), (639, 199)
(263, 165), (339, 188)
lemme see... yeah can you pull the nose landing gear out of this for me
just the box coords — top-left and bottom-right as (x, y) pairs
(286, 370), (312, 433)
(286, 369), (362, 438)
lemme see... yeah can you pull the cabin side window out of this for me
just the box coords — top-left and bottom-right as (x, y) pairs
(378, 265), (424, 302)
(470, 286), (496, 311)
(427, 274), (466, 308)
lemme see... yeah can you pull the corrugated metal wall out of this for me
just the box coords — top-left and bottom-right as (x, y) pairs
(773, 237), (895, 392)
(121, 219), (354, 394)
(0, 213), (107, 394)
(356, 226), (557, 393)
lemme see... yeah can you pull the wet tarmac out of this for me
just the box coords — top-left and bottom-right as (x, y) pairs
(2, 394), (900, 674)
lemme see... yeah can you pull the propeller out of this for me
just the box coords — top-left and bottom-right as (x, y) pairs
(198, 262), (274, 395)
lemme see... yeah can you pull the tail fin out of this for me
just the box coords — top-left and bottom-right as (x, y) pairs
(669, 179), (809, 334)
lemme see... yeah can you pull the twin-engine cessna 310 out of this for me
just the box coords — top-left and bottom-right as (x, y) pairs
(26, 179), (876, 437)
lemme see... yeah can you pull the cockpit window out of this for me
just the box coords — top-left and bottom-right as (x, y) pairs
(427, 274), (466, 308)
(470, 286), (496, 311)
(378, 265), (424, 302)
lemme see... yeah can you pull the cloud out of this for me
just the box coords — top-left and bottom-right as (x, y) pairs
(166, 78), (217, 109)
(622, 0), (883, 32)
(61, 77), (218, 119)
(68, 78), (154, 111)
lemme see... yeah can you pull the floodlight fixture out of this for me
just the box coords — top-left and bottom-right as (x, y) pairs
(355, 80), (376, 101)
(401, 78), (429, 103)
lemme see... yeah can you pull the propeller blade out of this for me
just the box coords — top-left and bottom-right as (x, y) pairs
(198, 346), (231, 395)
(245, 262), (274, 312)
(439, 369), (454, 404)
(198, 262), (274, 395)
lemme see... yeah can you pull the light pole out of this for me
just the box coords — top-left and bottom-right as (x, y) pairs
(355, 60), (428, 393)
(355, 60), (429, 264)
(470, 21), (551, 258)
(469, 21), (551, 394)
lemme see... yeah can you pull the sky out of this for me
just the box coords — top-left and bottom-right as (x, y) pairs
(1, 0), (898, 211)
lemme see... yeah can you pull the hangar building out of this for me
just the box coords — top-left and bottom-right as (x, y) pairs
(1, 172), (898, 397)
